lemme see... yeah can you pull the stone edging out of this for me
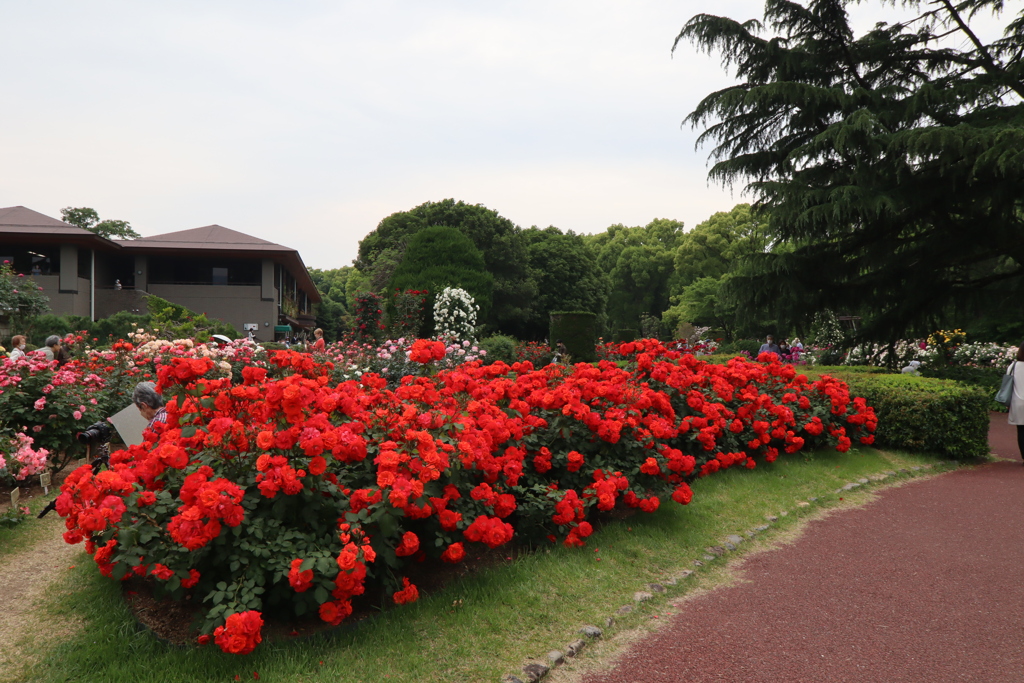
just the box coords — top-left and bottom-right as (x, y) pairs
(499, 461), (958, 683)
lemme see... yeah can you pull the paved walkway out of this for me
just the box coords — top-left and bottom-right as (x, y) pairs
(581, 413), (1024, 683)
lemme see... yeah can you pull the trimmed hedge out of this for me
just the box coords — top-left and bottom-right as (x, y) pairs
(550, 311), (598, 362)
(817, 372), (990, 459)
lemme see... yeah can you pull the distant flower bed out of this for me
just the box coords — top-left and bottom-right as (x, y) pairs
(55, 338), (874, 654)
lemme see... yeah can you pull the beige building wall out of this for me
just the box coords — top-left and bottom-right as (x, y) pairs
(34, 274), (92, 318)
(147, 284), (278, 336)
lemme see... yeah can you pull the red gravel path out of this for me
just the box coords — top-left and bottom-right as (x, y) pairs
(582, 416), (1024, 683)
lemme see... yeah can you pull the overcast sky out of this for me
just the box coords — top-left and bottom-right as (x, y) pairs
(0, 1), (1011, 269)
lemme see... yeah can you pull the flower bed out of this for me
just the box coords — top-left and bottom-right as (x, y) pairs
(55, 339), (875, 654)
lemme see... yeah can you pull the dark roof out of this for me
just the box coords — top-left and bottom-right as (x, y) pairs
(121, 224), (284, 250)
(0, 208), (320, 303)
(0, 206), (118, 248)
(116, 224), (320, 303)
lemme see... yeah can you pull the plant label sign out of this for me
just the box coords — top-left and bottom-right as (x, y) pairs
(10, 488), (19, 508)
(40, 471), (52, 493)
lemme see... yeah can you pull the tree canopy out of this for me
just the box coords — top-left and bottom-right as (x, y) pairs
(61, 206), (141, 240)
(309, 266), (354, 342)
(585, 218), (684, 333)
(521, 226), (609, 340)
(663, 204), (771, 339)
(389, 225), (494, 332)
(357, 199), (533, 335)
(676, 0), (1024, 342)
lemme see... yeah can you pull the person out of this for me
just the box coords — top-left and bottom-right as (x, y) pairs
(9, 335), (26, 362)
(31, 263), (41, 275)
(56, 341), (72, 366)
(1006, 345), (1024, 464)
(114, 279), (122, 290)
(791, 337), (804, 352)
(553, 339), (568, 363)
(758, 335), (780, 355)
(311, 328), (326, 352)
(132, 382), (167, 428)
(778, 339), (792, 357)
(41, 335), (60, 362)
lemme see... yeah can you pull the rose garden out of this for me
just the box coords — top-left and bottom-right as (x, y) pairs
(1, 271), (1009, 681)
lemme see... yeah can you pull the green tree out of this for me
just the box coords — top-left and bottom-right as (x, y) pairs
(663, 204), (773, 340)
(357, 199), (534, 335)
(389, 225), (494, 334)
(676, 0), (1024, 343)
(61, 206), (141, 240)
(309, 266), (354, 341)
(586, 218), (684, 333)
(521, 226), (609, 340)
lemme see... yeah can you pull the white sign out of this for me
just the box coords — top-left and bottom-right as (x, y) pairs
(109, 403), (151, 447)
(243, 323), (259, 331)
(10, 488), (19, 508)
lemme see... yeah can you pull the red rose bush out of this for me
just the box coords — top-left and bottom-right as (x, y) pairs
(56, 339), (875, 654)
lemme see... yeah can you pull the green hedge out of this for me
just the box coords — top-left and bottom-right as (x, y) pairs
(824, 373), (990, 459)
(550, 311), (597, 363)
(477, 334), (518, 365)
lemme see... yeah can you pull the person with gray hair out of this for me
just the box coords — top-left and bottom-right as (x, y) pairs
(133, 382), (167, 428)
(41, 335), (60, 362)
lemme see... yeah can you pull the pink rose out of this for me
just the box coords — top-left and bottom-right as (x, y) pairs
(73, 410), (83, 420)
(33, 397), (46, 410)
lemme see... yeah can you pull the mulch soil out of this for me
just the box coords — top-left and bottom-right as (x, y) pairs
(580, 414), (1024, 683)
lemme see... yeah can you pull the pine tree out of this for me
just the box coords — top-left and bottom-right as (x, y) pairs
(676, 0), (1024, 342)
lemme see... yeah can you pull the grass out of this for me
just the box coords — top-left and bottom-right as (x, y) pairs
(5, 446), (963, 683)
(0, 487), (61, 562)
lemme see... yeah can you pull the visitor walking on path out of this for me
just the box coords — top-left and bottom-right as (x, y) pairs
(1004, 344), (1024, 462)
(576, 416), (1024, 683)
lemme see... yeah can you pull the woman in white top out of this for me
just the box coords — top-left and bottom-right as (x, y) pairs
(8, 335), (26, 362)
(1006, 345), (1024, 463)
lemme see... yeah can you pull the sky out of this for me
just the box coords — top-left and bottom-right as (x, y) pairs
(0, 1), (1011, 269)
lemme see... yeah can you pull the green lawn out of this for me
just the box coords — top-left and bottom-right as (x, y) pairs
(5, 447), (960, 683)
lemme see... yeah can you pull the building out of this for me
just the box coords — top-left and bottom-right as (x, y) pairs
(0, 206), (320, 339)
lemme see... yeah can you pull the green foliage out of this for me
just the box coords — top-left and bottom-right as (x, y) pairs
(613, 329), (637, 343)
(353, 291), (384, 343)
(390, 225), (494, 329)
(550, 311), (598, 363)
(0, 261), (50, 335)
(477, 334), (518, 365)
(919, 365), (1007, 410)
(717, 338), (762, 357)
(146, 295), (238, 340)
(665, 204), (773, 340)
(308, 266), (355, 342)
(359, 199), (534, 335)
(60, 206), (140, 239)
(27, 311), (151, 348)
(521, 226), (609, 340)
(586, 218), (683, 333)
(677, 1), (1024, 342)
(834, 373), (990, 459)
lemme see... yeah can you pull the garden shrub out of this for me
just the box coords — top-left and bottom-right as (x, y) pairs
(56, 339), (874, 653)
(550, 311), (598, 362)
(477, 334), (518, 365)
(829, 373), (989, 459)
(718, 339), (762, 357)
(514, 340), (551, 366)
